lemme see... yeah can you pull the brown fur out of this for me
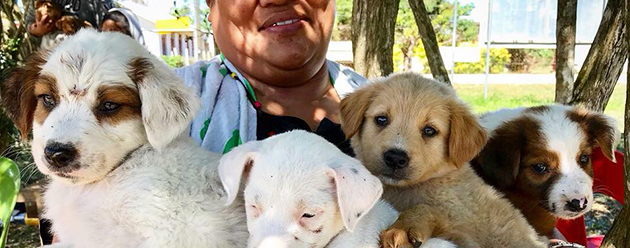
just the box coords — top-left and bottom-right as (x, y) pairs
(471, 115), (565, 236)
(472, 105), (617, 237)
(94, 85), (142, 125)
(127, 57), (154, 85)
(33, 74), (59, 124)
(567, 107), (619, 162)
(1, 50), (50, 138)
(340, 72), (547, 248)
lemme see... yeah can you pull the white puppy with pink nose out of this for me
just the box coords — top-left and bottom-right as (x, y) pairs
(219, 130), (398, 248)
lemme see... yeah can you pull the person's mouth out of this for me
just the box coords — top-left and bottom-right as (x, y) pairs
(259, 14), (309, 32)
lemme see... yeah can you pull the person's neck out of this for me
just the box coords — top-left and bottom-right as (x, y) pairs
(243, 62), (331, 104)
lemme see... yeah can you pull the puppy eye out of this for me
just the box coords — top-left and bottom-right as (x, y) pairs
(39, 94), (56, 108)
(374, 115), (388, 127)
(422, 126), (437, 137)
(578, 155), (590, 165)
(98, 101), (121, 114)
(531, 163), (549, 174)
(302, 213), (315, 218)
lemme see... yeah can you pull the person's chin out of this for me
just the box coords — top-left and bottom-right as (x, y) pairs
(263, 50), (321, 71)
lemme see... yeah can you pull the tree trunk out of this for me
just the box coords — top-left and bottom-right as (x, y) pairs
(555, 0), (577, 104)
(600, 0), (630, 246)
(351, 0), (400, 78)
(569, 0), (627, 111)
(409, 0), (451, 85)
(601, 0), (630, 248)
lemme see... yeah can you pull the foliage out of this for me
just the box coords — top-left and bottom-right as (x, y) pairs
(395, 44), (511, 74)
(0, 37), (21, 71)
(161, 55), (184, 68)
(170, 5), (191, 19)
(454, 48), (511, 74)
(200, 8), (212, 33)
(508, 49), (555, 73)
(423, 0), (479, 46)
(332, 0), (352, 41)
(392, 0), (480, 71)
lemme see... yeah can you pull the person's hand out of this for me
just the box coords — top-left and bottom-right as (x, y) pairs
(29, 14), (55, 37)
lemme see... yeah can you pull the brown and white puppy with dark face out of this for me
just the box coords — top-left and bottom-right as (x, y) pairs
(471, 105), (620, 238)
(340, 72), (548, 248)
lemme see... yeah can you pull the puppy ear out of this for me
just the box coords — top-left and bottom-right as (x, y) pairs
(340, 86), (374, 139)
(472, 120), (523, 189)
(127, 57), (200, 149)
(218, 141), (261, 206)
(448, 100), (487, 167)
(327, 156), (383, 232)
(0, 51), (49, 139)
(568, 107), (621, 162)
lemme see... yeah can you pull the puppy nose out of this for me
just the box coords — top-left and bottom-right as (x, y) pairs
(566, 198), (588, 212)
(384, 149), (409, 169)
(44, 142), (77, 167)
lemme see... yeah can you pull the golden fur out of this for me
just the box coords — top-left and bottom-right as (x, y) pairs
(340, 72), (548, 248)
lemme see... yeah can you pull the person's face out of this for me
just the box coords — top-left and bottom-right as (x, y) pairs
(101, 19), (126, 34)
(209, 0), (335, 76)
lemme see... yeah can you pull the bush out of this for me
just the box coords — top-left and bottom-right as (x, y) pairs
(506, 48), (555, 73)
(454, 48), (511, 74)
(396, 44), (511, 74)
(161, 55), (184, 68)
(0, 38), (21, 71)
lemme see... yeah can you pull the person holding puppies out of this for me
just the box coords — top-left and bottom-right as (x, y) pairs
(176, 0), (366, 155)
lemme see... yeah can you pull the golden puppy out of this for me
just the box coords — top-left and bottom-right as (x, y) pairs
(340, 72), (547, 248)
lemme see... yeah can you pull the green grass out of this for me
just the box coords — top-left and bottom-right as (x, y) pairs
(453, 83), (627, 130)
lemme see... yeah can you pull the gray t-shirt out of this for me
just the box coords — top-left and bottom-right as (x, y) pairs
(25, 0), (115, 28)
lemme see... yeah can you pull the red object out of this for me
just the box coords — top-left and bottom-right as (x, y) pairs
(556, 147), (625, 247)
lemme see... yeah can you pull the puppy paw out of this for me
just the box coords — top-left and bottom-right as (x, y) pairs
(380, 228), (423, 248)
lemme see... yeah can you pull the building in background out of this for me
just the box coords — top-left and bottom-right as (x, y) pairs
(118, 0), (213, 65)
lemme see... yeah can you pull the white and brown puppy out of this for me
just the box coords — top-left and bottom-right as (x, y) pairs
(341, 72), (548, 248)
(219, 130), (398, 248)
(471, 105), (620, 238)
(0, 29), (247, 247)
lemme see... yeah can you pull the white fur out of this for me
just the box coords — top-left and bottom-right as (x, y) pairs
(480, 104), (618, 219)
(219, 131), (398, 248)
(30, 30), (247, 247)
(44, 139), (248, 247)
(531, 106), (594, 218)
